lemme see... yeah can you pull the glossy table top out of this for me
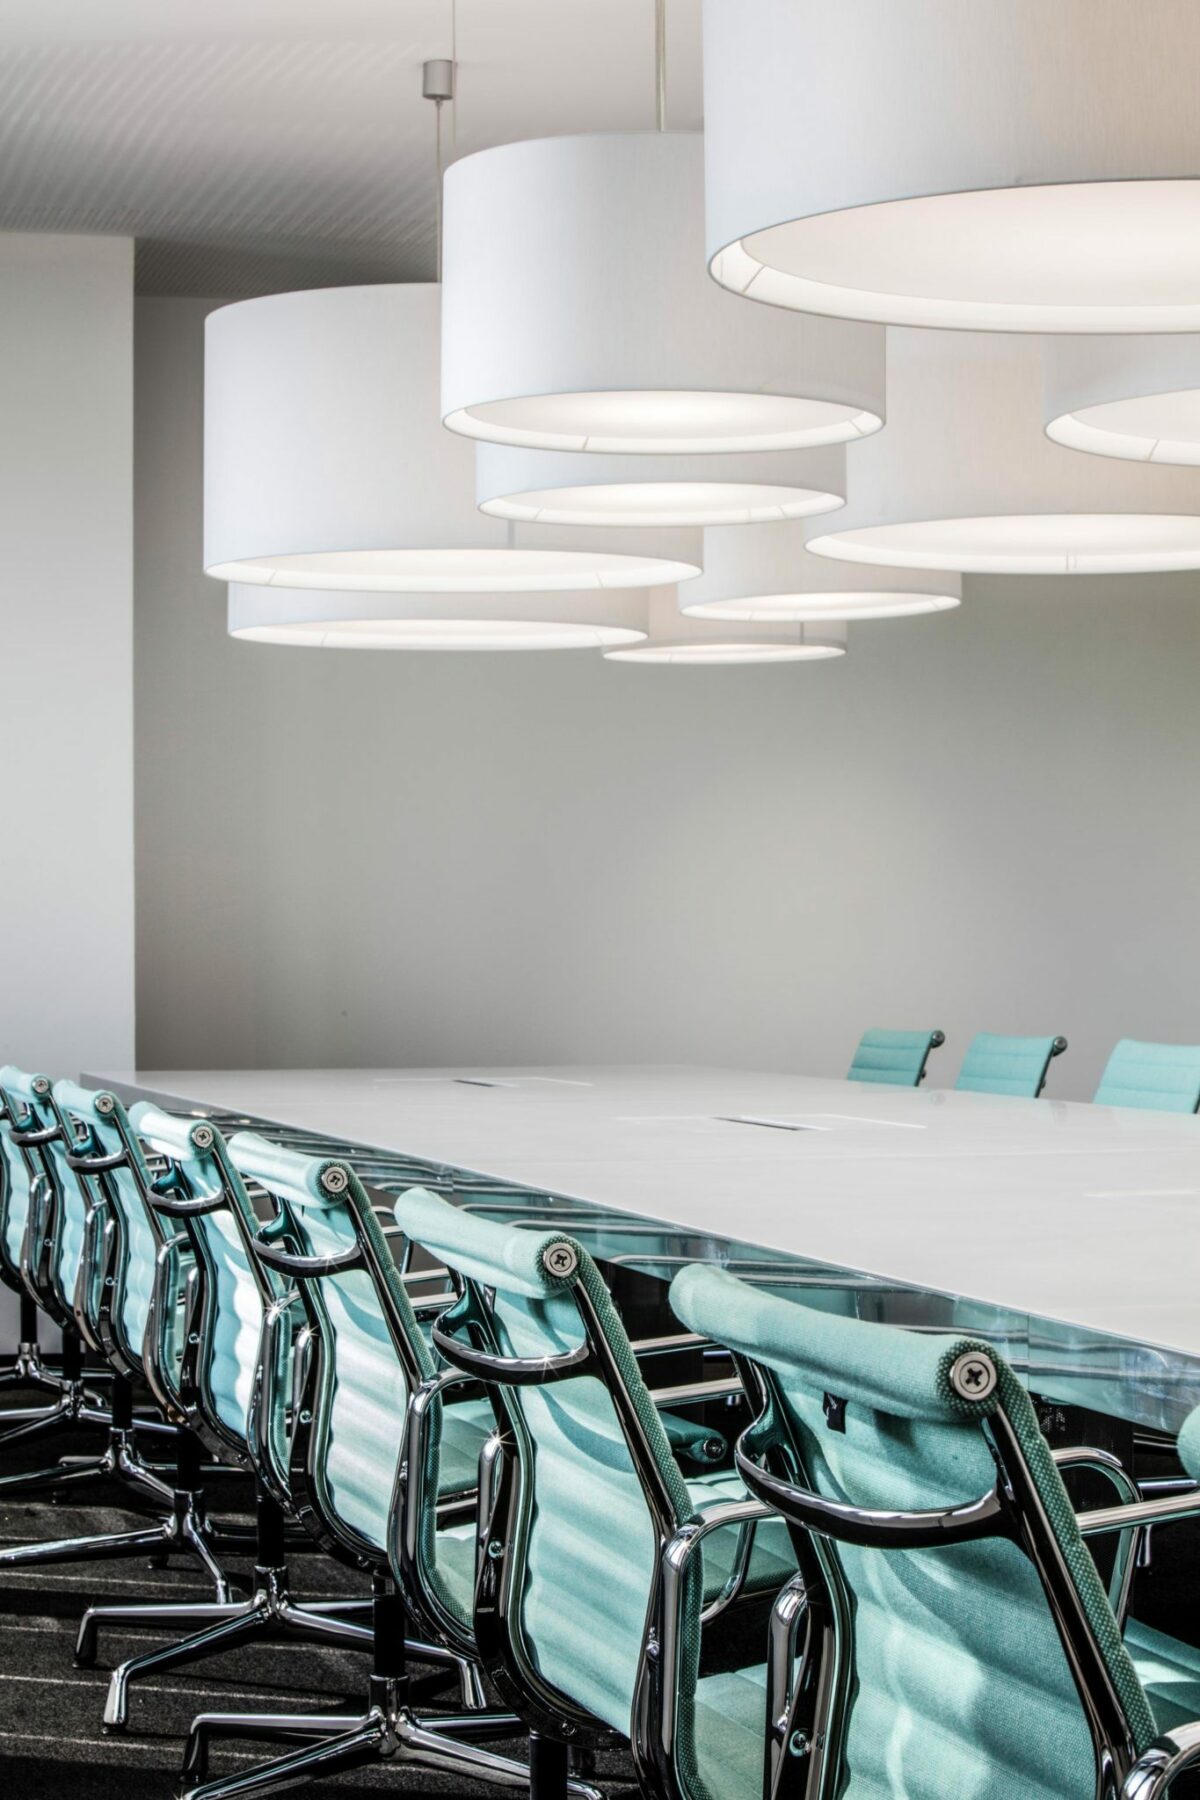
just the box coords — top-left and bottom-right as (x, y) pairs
(93, 1064), (1200, 1368)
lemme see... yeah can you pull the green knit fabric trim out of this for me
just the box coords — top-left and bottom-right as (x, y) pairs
(938, 1336), (1157, 1755)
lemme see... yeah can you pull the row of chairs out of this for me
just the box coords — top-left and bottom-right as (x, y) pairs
(4, 1066), (1200, 1796)
(849, 1028), (1200, 1109)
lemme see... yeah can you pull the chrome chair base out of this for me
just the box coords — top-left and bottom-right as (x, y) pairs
(179, 1680), (604, 1800)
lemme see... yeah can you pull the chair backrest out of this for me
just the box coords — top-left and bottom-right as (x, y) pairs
(52, 1081), (167, 1377)
(955, 1031), (1067, 1098)
(130, 1103), (290, 1482)
(227, 1133), (436, 1568)
(671, 1262), (1156, 1800)
(0, 1065), (95, 1328)
(393, 1185), (695, 1746)
(847, 1028), (944, 1087)
(0, 1065), (48, 1286)
(1094, 1039), (1200, 1113)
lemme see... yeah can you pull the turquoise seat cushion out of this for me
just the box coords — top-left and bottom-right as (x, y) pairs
(691, 1665), (768, 1800)
(955, 1032), (1061, 1099)
(1128, 1616), (1200, 1734)
(437, 1395), (495, 1496)
(0, 1116), (32, 1276)
(847, 1029), (941, 1088)
(432, 1519), (479, 1626)
(1094, 1039), (1200, 1113)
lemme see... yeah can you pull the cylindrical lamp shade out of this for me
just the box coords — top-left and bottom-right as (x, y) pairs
(681, 523), (960, 621)
(1045, 336), (1200, 465)
(205, 284), (696, 591)
(441, 132), (885, 453)
(604, 589), (846, 665)
(808, 331), (1200, 575)
(228, 583), (647, 652)
(705, 0), (1200, 332)
(475, 441), (846, 528)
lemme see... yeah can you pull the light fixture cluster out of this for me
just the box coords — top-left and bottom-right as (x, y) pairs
(204, 0), (1200, 663)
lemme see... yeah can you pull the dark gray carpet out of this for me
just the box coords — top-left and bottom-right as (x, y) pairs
(0, 1438), (634, 1799)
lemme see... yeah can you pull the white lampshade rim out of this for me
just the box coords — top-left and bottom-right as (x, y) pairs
(232, 618), (646, 651)
(810, 513), (1200, 575)
(605, 638), (845, 665)
(682, 589), (961, 622)
(208, 545), (701, 593)
(1046, 393), (1200, 465)
(479, 481), (845, 528)
(713, 178), (1200, 335)
(444, 389), (883, 455)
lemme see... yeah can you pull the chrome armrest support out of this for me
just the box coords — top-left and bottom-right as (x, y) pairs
(650, 1500), (778, 1772)
(71, 1197), (111, 1353)
(143, 1229), (192, 1420)
(1078, 1490), (1200, 1538)
(631, 1332), (706, 1357)
(1053, 1446), (1142, 1628)
(1123, 1723), (1200, 1798)
(650, 1377), (745, 1407)
(393, 1365), (485, 1636)
(247, 1286), (305, 1500)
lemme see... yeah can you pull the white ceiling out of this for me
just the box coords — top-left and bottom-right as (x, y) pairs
(0, 0), (702, 297)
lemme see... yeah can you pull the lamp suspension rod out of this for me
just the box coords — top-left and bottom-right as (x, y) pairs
(654, 0), (667, 131)
(423, 56), (455, 278)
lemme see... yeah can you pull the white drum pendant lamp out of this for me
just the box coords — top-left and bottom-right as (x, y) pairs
(1045, 336), (1200, 465)
(680, 522), (960, 621)
(604, 589), (846, 665)
(204, 283), (698, 593)
(807, 331), (1200, 575)
(704, 0), (1200, 333)
(227, 583), (647, 652)
(474, 439), (846, 528)
(440, 132), (885, 453)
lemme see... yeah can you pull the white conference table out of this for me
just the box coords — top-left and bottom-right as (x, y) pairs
(94, 1064), (1200, 1419)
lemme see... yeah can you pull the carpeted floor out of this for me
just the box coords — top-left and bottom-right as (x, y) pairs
(4, 1425), (1200, 1798)
(0, 1450), (635, 1799)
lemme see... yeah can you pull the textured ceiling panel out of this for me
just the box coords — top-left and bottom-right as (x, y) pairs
(0, 1), (702, 297)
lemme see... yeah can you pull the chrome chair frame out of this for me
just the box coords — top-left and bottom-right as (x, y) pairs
(0, 1082), (232, 1594)
(724, 1345), (1195, 1800)
(82, 1114), (379, 1730)
(430, 1268), (767, 1800)
(180, 1150), (597, 1800)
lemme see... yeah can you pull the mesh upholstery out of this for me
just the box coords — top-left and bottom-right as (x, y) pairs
(227, 1135), (492, 1630)
(1093, 1039), (1200, 1113)
(847, 1029), (942, 1087)
(671, 1263), (1161, 1800)
(131, 1103), (283, 1463)
(955, 1032), (1063, 1098)
(393, 1185), (794, 1797)
(53, 1083), (161, 1372)
(0, 1066), (37, 1280)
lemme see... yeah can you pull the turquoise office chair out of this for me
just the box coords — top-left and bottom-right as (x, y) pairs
(671, 1262), (1200, 1800)
(1094, 1040), (1200, 1113)
(80, 1103), (384, 1732)
(955, 1031), (1068, 1098)
(846, 1028), (945, 1087)
(0, 1076), (231, 1592)
(392, 1185), (797, 1800)
(0, 1075), (79, 1418)
(180, 1136), (580, 1800)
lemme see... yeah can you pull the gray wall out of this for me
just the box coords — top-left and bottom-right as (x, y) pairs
(135, 297), (1200, 1101)
(1, 235), (135, 1074)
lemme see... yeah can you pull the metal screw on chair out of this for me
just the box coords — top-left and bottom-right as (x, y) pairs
(33, 1077), (49, 1095)
(542, 1241), (579, 1278)
(321, 1166), (350, 1195)
(192, 1124), (214, 1150)
(948, 1351), (998, 1401)
(789, 1731), (810, 1758)
(486, 1539), (504, 1560)
(299, 1409), (312, 1424)
(96, 1094), (115, 1115)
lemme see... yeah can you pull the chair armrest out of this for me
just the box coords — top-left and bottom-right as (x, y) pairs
(1123, 1722), (1200, 1798)
(636, 1500), (778, 1784)
(391, 1366), (484, 1640)
(1054, 1445), (1141, 1628)
(248, 1287), (304, 1505)
(1078, 1490), (1200, 1538)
